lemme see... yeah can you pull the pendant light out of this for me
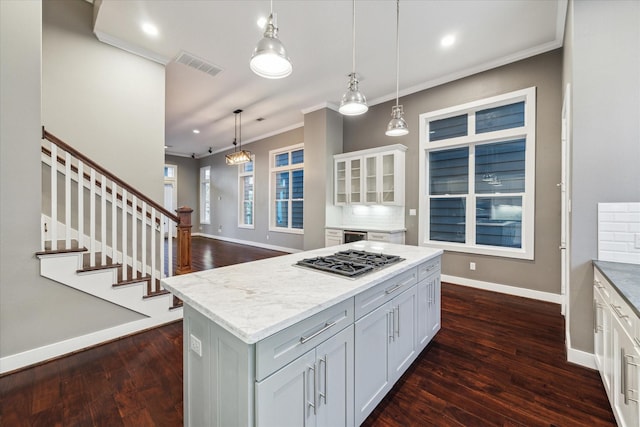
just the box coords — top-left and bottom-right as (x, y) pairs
(250, 0), (292, 79)
(386, 0), (409, 136)
(225, 110), (252, 165)
(339, 0), (368, 116)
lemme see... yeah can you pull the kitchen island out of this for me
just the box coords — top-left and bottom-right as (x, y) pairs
(161, 241), (442, 427)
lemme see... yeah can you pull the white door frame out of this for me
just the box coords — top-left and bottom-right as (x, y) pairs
(561, 84), (572, 322)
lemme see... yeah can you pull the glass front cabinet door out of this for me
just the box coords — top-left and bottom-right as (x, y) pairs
(335, 145), (406, 206)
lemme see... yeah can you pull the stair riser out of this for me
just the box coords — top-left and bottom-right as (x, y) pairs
(39, 253), (173, 317)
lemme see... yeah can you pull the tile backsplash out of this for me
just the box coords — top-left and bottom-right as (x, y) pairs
(598, 202), (640, 264)
(341, 205), (405, 230)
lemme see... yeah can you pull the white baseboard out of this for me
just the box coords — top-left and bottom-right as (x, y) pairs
(193, 232), (300, 254)
(0, 310), (182, 375)
(442, 274), (564, 304)
(566, 346), (596, 369)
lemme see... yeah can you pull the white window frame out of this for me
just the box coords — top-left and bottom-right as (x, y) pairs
(238, 155), (255, 229)
(418, 87), (536, 260)
(269, 143), (304, 234)
(199, 166), (211, 225)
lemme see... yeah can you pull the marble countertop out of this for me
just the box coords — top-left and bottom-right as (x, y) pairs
(161, 242), (442, 344)
(593, 260), (640, 318)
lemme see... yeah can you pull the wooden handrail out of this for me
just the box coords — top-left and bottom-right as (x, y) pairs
(42, 127), (179, 224)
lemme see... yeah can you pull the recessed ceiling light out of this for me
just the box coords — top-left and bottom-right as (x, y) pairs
(441, 34), (456, 48)
(141, 22), (159, 37)
(192, 129), (200, 134)
(257, 16), (267, 29)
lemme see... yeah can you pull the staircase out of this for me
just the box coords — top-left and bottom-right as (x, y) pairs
(37, 129), (192, 324)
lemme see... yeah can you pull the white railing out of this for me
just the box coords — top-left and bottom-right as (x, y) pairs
(41, 129), (182, 297)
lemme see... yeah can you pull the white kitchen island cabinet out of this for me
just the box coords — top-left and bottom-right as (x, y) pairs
(354, 285), (417, 425)
(162, 242), (442, 427)
(256, 325), (354, 427)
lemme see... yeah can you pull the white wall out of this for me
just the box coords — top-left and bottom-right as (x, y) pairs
(567, 0), (640, 352)
(0, 0), (163, 364)
(42, 0), (165, 203)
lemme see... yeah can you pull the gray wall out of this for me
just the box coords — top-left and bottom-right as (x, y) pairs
(566, 0), (640, 352)
(344, 50), (563, 295)
(199, 127), (305, 251)
(303, 108), (344, 250)
(166, 154), (199, 212)
(42, 0), (165, 203)
(0, 0), (144, 359)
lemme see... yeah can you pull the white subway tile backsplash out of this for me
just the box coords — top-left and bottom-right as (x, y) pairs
(341, 205), (405, 230)
(598, 202), (640, 264)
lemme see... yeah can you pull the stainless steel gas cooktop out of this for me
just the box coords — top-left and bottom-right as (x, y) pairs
(296, 249), (404, 278)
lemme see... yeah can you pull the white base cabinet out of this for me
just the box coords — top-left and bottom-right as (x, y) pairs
(354, 286), (417, 425)
(593, 267), (640, 427)
(256, 325), (354, 427)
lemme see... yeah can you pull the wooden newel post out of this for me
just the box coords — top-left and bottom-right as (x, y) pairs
(176, 206), (193, 276)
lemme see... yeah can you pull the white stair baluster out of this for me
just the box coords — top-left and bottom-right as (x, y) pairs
(89, 168), (96, 267)
(121, 189), (128, 270)
(141, 201), (147, 278)
(160, 213), (165, 279)
(100, 175), (107, 265)
(111, 181), (117, 272)
(50, 144), (57, 251)
(64, 151), (71, 249)
(151, 207), (156, 293)
(77, 161), (84, 250)
(167, 215), (173, 277)
(132, 196), (138, 280)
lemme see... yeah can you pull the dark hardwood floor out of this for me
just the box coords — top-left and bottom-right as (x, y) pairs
(1, 238), (614, 426)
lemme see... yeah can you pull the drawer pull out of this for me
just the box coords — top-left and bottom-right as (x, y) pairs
(300, 321), (337, 344)
(385, 283), (403, 295)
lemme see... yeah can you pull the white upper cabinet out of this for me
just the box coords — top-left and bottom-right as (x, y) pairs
(335, 157), (363, 205)
(335, 145), (406, 206)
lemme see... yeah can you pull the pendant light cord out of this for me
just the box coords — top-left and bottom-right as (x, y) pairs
(351, 0), (356, 74)
(395, 0), (400, 107)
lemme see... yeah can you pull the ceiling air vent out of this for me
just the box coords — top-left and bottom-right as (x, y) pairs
(174, 51), (223, 78)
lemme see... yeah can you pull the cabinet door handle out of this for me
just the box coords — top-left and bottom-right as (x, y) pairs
(300, 321), (337, 344)
(319, 355), (327, 404)
(395, 306), (400, 338)
(593, 299), (598, 333)
(307, 364), (317, 415)
(387, 311), (394, 342)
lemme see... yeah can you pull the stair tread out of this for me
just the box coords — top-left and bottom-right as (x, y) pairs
(113, 276), (151, 287)
(36, 246), (87, 256)
(77, 262), (122, 273)
(143, 289), (171, 299)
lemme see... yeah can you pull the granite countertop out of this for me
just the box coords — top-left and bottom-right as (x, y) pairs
(326, 226), (407, 233)
(593, 260), (640, 318)
(161, 242), (442, 344)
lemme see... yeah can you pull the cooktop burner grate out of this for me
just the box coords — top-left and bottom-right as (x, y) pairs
(296, 250), (404, 278)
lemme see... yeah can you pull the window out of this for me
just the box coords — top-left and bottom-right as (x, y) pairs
(269, 144), (304, 233)
(200, 166), (211, 224)
(238, 157), (254, 228)
(419, 87), (535, 259)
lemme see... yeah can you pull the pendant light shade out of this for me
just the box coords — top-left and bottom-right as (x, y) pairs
(339, 73), (368, 115)
(226, 110), (252, 166)
(386, 0), (409, 136)
(386, 105), (409, 136)
(339, 0), (368, 116)
(250, 2), (292, 79)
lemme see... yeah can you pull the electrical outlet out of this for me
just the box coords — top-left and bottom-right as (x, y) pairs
(470, 262), (476, 271)
(218, 225), (222, 232)
(190, 334), (202, 357)
(409, 209), (417, 216)
(635, 233), (640, 249)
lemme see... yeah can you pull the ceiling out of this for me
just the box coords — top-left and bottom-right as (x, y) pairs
(93, 0), (567, 158)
